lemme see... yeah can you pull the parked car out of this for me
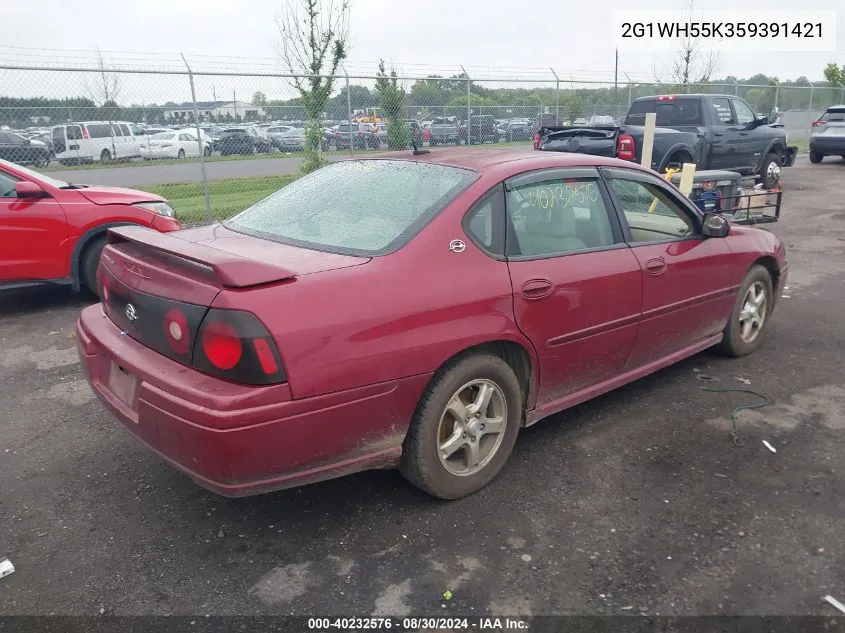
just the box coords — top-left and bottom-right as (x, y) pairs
(809, 105), (845, 164)
(0, 131), (52, 167)
(140, 130), (208, 160)
(572, 118), (589, 126)
(75, 148), (787, 500)
(333, 123), (378, 150)
(458, 115), (499, 144)
(266, 125), (306, 151)
(218, 127), (272, 155)
(499, 120), (533, 142)
(24, 131), (56, 157)
(429, 117), (460, 146)
(0, 158), (180, 295)
(586, 115), (616, 126)
(51, 121), (144, 164)
(537, 94), (797, 189)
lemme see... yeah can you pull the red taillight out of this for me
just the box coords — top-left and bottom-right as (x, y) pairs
(656, 95), (676, 101)
(201, 321), (242, 370)
(811, 120), (827, 127)
(533, 133), (540, 150)
(163, 308), (190, 356)
(194, 309), (287, 385)
(81, 126), (90, 139)
(253, 338), (279, 375)
(617, 134), (636, 161)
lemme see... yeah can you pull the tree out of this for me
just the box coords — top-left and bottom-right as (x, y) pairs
(823, 63), (845, 87)
(84, 48), (121, 108)
(375, 59), (408, 149)
(252, 91), (268, 106)
(276, 0), (351, 173)
(655, 1), (719, 92)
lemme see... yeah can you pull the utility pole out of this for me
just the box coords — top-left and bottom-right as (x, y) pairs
(614, 48), (619, 119)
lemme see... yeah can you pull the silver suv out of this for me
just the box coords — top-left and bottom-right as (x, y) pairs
(809, 105), (845, 164)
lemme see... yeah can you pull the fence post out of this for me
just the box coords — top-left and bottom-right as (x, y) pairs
(809, 85), (814, 110)
(180, 53), (212, 223)
(344, 67), (353, 157)
(550, 67), (560, 124)
(461, 65), (471, 145)
(734, 80), (739, 96)
(841, 85), (845, 104)
(774, 83), (780, 111)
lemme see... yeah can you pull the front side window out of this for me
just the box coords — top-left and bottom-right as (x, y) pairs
(0, 171), (21, 197)
(506, 177), (616, 257)
(608, 177), (696, 242)
(225, 160), (477, 255)
(732, 99), (756, 125)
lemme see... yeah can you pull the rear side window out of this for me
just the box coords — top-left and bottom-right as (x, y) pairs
(87, 124), (112, 138)
(128, 123), (142, 136)
(626, 99), (703, 126)
(711, 98), (736, 124)
(821, 108), (845, 122)
(67, 126), (83, 140)
(506, 177), (617, 257)
(225, 160), (477, 255)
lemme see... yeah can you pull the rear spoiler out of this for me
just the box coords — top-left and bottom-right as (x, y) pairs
(107, 225), (297, 288)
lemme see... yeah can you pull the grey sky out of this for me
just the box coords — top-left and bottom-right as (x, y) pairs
(2, 0), (843, 104)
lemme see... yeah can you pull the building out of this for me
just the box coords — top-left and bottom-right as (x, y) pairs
(163, 100), (265, 122)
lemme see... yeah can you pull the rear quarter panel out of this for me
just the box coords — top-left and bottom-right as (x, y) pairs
(211, 177), (537, 402)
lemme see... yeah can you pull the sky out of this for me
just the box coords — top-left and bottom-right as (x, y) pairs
(2, 0), (842, 104)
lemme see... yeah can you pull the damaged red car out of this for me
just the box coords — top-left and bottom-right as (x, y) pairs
(76, 149), (788, 499)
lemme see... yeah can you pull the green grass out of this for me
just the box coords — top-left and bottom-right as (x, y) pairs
(43, 151), (301, 173)
(143, 175), (297, 223)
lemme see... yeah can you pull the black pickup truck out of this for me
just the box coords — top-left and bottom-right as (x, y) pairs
(535, 94), (797, 189)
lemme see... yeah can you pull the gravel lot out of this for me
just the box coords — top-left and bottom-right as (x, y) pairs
(1, 156), (844, 618)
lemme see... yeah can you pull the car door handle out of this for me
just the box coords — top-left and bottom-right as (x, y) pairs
(645, 257), (667, 276)
(740, 132), (749, 136)
(713, 132), (724, 137)
(521, 279), (554, 300)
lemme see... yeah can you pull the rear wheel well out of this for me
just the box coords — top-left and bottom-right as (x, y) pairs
(430, 340), (534, 417)
(663, 149), (694, 170)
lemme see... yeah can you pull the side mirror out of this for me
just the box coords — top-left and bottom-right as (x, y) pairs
(755, 114), (769, 126)
(15, 181), (48, 198)
(702, 213), (729, 238)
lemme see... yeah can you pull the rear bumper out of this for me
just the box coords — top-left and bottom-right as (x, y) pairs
(76, 305), (430, 496)
(809, 138), (845, 154)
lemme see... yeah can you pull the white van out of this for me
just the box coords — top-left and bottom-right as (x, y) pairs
(51, 121), (143, 164)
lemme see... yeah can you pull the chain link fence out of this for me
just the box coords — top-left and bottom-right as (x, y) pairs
(2, 61), (843, 225)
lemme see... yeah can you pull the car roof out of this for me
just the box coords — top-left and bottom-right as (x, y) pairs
(360, 147), (652, 174)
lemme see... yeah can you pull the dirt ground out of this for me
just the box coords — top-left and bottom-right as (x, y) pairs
(1, 156), (844, 618)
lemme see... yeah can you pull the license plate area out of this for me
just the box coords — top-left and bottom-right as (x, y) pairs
(108, 361), (138, 407)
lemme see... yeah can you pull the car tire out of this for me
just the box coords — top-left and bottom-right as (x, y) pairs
(204, 146), (212, 157)
(177, 149), (185, 159)
(759, 151), (782, 189)
(81, 235), (108, 296)
(809, 150), (823, 164)
(37, 153), (50, 168)
(400, 353), (523, 500)
(100, 149), (112, 163)
(716, 265), (773, 358)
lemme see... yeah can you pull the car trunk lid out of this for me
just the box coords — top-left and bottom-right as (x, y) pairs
(538, 127), (619, 156)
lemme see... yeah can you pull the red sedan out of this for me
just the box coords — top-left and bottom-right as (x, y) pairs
(0, 158), (180, 295)
(76, 149), (787, 499)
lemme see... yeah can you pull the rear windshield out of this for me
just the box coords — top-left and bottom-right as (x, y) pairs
(626, 99), (704, 126)
(224, 160), (477, 255)
(821, 108), (845, 122)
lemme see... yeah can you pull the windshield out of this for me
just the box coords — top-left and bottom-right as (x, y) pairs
(0, 158), (68, 188)
(151, 132), (175, 140)
(224, 160), (477, 255)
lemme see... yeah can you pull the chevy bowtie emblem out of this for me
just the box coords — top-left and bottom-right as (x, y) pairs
(125, 303), (138, 322)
